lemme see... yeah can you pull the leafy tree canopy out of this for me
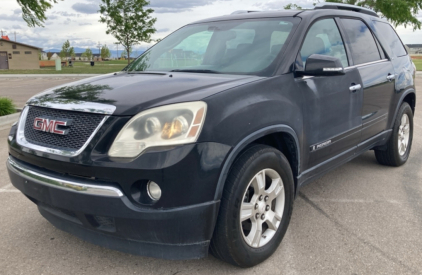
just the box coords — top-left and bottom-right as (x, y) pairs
(99, 0), (157, 64)
(101, 44), (111, 59)
(16, 0), (61, 27)
(83, 48), (93, 61)
(59, 40), (74, 60)
(285, 0), (422, 30)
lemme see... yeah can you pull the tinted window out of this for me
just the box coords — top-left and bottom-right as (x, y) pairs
(373, 21), (407, 57)
(126, 18), (299, 75)
(341, 19), (381, 65)
(300, 19), (348, 67)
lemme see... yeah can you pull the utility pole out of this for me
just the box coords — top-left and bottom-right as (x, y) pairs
(114, 42), (119, 60)
(14, 31), (16, 42)
(97, 42), (102, 60)
(0, 29), (5, 37)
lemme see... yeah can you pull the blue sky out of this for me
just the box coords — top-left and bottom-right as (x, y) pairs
(0, 0), (421, 52)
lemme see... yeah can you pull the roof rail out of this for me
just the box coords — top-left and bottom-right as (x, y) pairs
(314, 3), (379, 17)
(231, 10), (260, 15)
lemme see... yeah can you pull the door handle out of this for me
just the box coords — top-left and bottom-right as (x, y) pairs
(349, 84), (362, 92)
(387, 74), (396, 81)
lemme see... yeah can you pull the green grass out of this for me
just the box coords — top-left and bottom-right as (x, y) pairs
(0, 98), (16, 116)
(0, 60), (129, 74)
(413, 59), (422, 71)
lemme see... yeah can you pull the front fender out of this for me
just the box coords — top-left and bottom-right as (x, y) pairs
(212, 125), (301, 201)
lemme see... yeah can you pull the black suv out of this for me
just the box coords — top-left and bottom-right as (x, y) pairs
(7, 3), (417, 267)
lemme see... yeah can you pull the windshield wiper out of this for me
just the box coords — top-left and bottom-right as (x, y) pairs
(170, 69), (221, 74)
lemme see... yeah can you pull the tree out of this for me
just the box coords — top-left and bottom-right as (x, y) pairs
(99, 0), (157, 65)
(69, 47), (75, 59)
(121, 48), (132, 59)
(47, 52), (53, 60)
(59, 40), (74, 60)
(285, 0), (422, 30)
(16, 0), (62, 27)
(326, 0), (422, 30)
(284, 3), (303, 10)
(83, 48), (93, 61)
(101, 44), (111, 59)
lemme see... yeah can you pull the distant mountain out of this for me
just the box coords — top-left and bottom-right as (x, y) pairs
(44, 47), (146, 58)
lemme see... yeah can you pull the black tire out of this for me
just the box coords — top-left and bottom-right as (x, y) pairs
(210, 145), (294, 268)
(375, 102), (414, 167)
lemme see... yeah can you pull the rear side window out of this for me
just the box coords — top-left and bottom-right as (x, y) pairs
(340, 19), (381, 65)
(300, 19), (348, 67)
(373, 21), (407, 57)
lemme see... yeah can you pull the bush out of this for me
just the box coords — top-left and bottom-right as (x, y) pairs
(0, 98), (16, 116)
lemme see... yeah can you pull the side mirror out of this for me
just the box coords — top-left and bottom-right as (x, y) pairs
(297, 54), (345, 77)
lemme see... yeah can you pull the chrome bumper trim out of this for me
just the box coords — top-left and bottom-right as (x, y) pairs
(27, 101), (117, 115)
(7, 157), (124, 198)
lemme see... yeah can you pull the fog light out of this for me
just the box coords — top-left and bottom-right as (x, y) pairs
(147, 181), (162, 201)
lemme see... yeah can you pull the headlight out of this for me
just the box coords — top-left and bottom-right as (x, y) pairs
(109, 101), (207, 158)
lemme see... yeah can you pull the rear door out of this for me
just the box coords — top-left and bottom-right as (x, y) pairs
(295, 18), (363, 168)
(0, 52), (9, 70)
(339, 18), (395, 142)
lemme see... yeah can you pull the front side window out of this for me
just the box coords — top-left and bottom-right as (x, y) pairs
(126, 18), (300, 75)
(300, 19), (349, 68)
(373, 21), (407, 58)
(340, 19), (381, 65)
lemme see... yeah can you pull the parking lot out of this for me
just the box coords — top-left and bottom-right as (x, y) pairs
(0, 75), (421, 275)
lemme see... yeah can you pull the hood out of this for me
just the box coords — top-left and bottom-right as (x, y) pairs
(27, 72), (262, 116)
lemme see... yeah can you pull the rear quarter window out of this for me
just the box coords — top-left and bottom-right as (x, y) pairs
(373, 21), (407, 57)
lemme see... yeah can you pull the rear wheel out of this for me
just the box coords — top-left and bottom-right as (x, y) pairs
(375, 102), (413, 167)
(210, 145), (294, 267)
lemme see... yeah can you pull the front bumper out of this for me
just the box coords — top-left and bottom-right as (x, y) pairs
(7, 156), (221, 260)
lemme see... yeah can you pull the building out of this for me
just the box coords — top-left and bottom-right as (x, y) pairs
(407, 44), (422, 55)
(0, 38), (42, 70)
(74, 53), (101, 61)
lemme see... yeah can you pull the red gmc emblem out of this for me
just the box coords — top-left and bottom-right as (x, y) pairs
(33, 117), (73, 135)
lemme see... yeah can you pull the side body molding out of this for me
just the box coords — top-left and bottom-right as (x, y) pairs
(213, 125), (301, 201)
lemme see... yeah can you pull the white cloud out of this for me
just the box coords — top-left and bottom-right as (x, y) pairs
(0, 0), (421, 53)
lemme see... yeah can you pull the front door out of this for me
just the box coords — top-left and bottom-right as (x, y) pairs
(0, 52), (9, 70)
(296, 18), (363, 169)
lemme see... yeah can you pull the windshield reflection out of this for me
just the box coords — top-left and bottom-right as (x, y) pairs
(125, 18), (300, 75)
(28, 84), (116, 106)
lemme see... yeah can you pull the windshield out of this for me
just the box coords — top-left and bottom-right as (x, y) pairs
(125, 17), (299, 75)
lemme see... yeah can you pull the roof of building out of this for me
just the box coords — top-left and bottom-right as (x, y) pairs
(407, 44), (422, 48)
(0, 38), (42, 50)
(1, 35), (10, 40)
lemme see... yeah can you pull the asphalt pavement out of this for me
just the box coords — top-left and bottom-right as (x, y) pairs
(0, 76), (421, 275)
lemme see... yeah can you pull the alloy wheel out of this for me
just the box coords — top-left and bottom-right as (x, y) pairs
(398, 113), (410, 156)
(240, 169), (285, 248)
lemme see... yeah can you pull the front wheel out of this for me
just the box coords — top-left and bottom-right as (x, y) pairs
(210, 145), (294, 267)
(375, 102), (414, 167)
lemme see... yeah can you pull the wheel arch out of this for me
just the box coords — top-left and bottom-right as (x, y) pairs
(390, 89), (416, 129)
(214, 125), (301, 201)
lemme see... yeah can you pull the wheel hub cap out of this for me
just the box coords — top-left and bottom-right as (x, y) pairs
(240, 169), (285, 248)
(398, 114), (410, 156)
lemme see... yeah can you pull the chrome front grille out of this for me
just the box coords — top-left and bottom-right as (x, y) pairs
(23, 106), (106, 151)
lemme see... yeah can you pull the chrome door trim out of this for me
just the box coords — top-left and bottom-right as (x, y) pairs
(345, 59), (389, 70)
(387, 74), (396, 81)
(16, 106), (110, 157)
(7, 157), (124, 198)
(349, 84), (362, 92)
(27, 101), (117, 115)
